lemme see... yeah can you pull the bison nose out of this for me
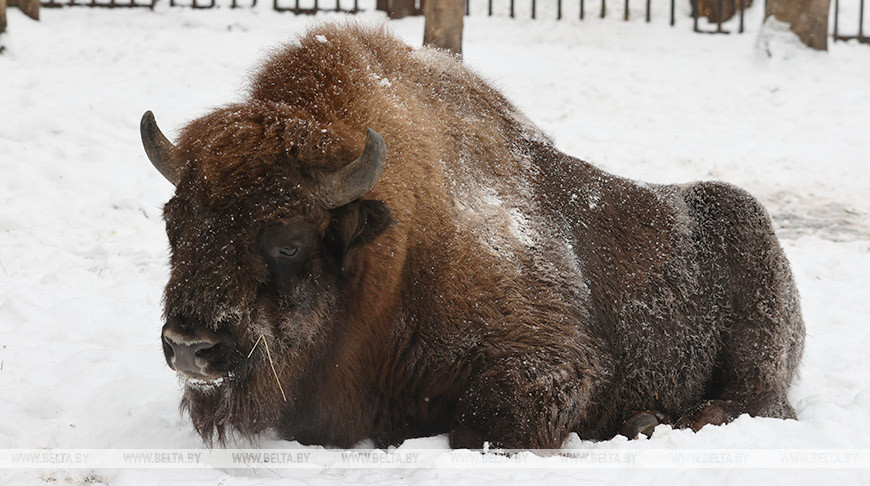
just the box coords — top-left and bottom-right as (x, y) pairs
(163, 335), (221, 376)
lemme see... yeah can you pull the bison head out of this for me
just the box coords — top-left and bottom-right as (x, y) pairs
(141, 103), (395, 442)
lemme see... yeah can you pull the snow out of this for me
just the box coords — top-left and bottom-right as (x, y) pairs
(1, 0), (869, 484)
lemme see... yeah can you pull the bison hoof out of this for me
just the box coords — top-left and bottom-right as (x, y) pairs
(620, 410), (668, 439)
(676, 399), (739, 432)
(449, 424), (487, 450)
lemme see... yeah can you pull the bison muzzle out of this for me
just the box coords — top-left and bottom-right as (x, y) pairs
(141, 24), (805, 449)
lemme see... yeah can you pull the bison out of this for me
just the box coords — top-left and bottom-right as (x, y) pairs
(141, 23), (805, 449)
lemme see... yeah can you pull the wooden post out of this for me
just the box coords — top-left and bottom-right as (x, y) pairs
(423, 0), (464, 56)
(388, 0), (417, 18)
(764, 0), (830, 49)
(7, 0), (38, 20)
(1, 0), (7, 35)
(22, 0), (39, 20)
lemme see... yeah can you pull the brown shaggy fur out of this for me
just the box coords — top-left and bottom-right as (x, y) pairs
(154, 23), (805, 448)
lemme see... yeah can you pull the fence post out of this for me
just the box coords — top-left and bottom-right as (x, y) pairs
(424, 0), (463, 55)
(859, 0), (865, 39)
(387, 0), (417, 17)
(8, 0), (38, 20)
(1, 0), (7, 35)
(764, 0), (830, 49)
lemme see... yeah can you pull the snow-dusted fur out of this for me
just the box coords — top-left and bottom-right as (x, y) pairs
(154, 23), (804, 448)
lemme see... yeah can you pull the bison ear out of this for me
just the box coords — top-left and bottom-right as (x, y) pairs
(324, 199), (395, 276)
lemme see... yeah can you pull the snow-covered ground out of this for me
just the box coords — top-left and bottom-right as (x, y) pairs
(1, 1), (869, 484)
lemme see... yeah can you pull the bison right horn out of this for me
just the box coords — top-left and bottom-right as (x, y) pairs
(317, 128), (387, 209)
(141, 111), (184, 186)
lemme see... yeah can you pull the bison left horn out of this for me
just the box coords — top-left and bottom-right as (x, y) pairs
(141, 111), (184, 186)
(317, 128), (387, 209)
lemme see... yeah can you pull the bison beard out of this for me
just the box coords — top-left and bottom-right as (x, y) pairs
(142, 23), (805, 449)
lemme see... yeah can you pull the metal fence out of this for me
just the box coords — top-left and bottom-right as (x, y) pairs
(42, 0), (156, 7)
(34, 0), (722, 28)
(470, 0), (746, 32)
(692, 0), (746, 33)
(36, 0), (870, 45)
(41, 0), (359, 10)
(469, 0), (679, 23)
(833, 0), (868, 43)
(272, 0), (359, 14)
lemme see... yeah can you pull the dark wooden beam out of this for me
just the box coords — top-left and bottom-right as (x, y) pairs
(1, 0), (7, 34)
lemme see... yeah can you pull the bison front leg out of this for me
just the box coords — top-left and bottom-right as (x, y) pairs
(450, 359), (587, 450)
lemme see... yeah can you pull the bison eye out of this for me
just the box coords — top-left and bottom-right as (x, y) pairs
(256, 222), (314, 285)
(279, 246), (299, 258)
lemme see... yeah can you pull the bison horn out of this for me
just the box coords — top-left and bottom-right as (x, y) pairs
(140, 111), (184, 186)
(318, 128), (387, 209)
